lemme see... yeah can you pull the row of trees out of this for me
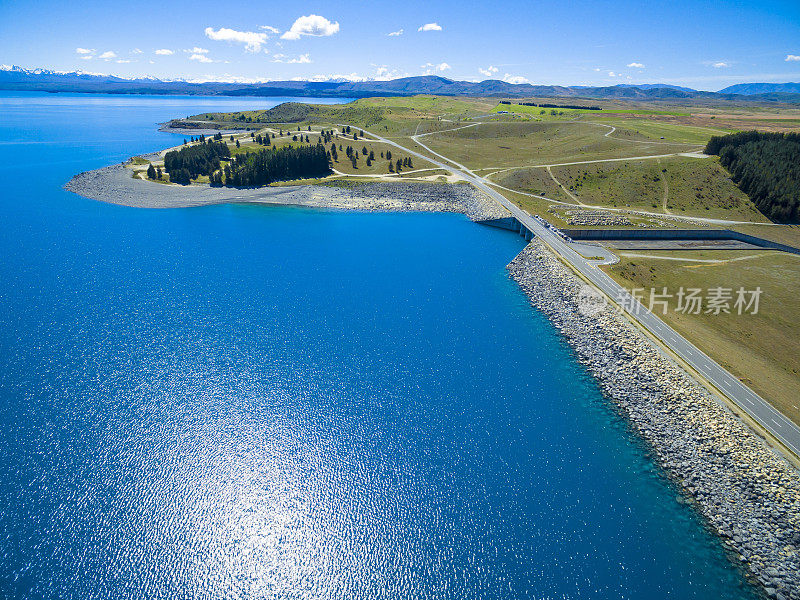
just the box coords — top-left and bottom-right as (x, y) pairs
(705, 131), (800, 223)
(499, 101), (601, 110)
(388, 156), (414, 173)
(164, 140), (231, 182)
(217, 143), (331, 187)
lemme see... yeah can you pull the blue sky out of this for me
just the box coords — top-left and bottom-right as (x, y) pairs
(1, 0), (799, 90)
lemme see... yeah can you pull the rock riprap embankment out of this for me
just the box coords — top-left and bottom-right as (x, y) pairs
(65, 163), (508, 221)
(509, 240), (800, 599)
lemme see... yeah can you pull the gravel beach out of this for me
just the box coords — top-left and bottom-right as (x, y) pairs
(64, 163), (509, 220)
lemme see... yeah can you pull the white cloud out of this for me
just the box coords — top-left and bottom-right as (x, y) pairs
(116, 59), (132, 63)
(786, 55), (800, 62)
(372, 65), (407, 80)
(131, 48), (143, 54)
(75, 47), (94, 55)
(98, 51), (117, 60)
(260, 25), (280, 34)
(418, 23), (442, 32)
(205, 27), (268, 52)
(627, 62), (645, 68)
(608, 71), (617, 77)
(155, 49), (174, 55)
(188, 46), (209, 54)
(421, 62), (451, 75)
(712, 62), (730, 68)
(503, 74), (530, 85)
(479, 65), (499, 77)
(593, 67), (601, 72)
(189, 53), (213, 63)
(79, 56), (93, 61)
(271, 53), (311, 64)
(281, 15), (340, 40)
(388, 29), (403, 36)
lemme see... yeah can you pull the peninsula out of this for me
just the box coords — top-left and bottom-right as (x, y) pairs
(67, 93), (800, 597)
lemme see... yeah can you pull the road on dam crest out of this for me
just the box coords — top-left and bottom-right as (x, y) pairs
(359, 125), (800, 459)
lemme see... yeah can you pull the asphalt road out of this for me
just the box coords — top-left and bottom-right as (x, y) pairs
(363, 126), (800, 459)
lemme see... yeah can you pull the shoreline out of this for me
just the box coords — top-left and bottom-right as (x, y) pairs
(65, 160), (800, 597)
(509, 240), (800, 598)
(157, 122), (248, 136)
(64, 163), (509, 220)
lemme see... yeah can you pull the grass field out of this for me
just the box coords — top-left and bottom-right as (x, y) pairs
(535, 156), (768, 221)
(486, 166), (571, 202)
(603, 250), (800, 425)
(585, 117), (727, 144)
(492, 103), (692, 118)
(417, 121), (693, 170)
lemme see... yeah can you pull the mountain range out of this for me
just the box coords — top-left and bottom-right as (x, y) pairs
(1, 65), (798, 103)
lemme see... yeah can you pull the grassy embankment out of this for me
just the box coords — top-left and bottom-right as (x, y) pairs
(603, 250), (800, 425)
(492, 156), (768, 222)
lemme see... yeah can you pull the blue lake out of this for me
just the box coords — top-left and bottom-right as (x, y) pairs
(0, 92), (757, 599)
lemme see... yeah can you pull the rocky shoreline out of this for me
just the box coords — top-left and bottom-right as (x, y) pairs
(509, 240), (800, 599)
(64, 163), (509, 220)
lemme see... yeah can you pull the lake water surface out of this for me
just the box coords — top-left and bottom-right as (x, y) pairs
(0, 92), (758, 599)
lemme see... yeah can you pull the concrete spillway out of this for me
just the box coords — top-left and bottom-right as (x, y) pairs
(478, 217), (535, 241)
(563, 228), (800, 255)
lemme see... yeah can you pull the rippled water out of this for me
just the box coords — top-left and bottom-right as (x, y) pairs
(0, 92), (758, 599)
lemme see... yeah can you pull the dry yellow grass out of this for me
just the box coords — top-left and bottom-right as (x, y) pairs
(604, 250), (800, 425)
